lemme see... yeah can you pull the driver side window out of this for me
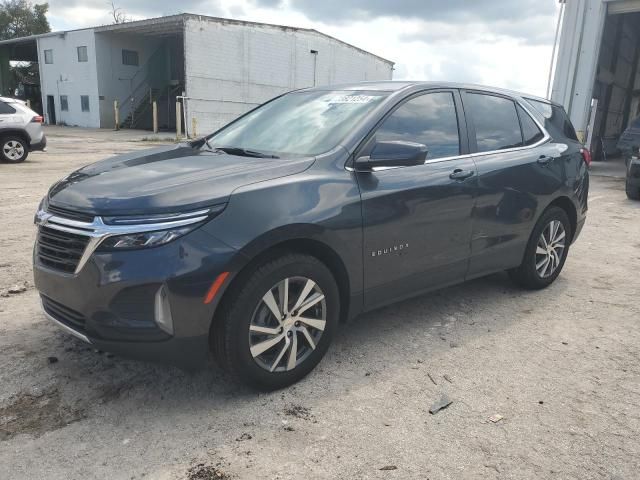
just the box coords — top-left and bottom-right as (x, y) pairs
(375, 92), (461, 160)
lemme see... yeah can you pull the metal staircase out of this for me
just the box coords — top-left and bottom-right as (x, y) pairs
(118, 42), (183, 130)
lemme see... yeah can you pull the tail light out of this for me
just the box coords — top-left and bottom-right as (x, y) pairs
(31, 115), (44, 123)
(580, 148), (592, 166)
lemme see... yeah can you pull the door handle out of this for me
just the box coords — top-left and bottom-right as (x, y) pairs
(449, 168), (474, 180)
(537, 155), (554, 165)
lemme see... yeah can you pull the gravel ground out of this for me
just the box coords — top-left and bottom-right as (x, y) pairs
(0, 126), (639, 480)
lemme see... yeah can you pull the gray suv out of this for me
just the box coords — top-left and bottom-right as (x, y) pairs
(0, 96), (46, 163)
(34, 82), (589, 390)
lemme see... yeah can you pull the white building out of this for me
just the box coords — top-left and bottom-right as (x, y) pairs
(552, 0), (640, 158)
(0, 14), (394, 133)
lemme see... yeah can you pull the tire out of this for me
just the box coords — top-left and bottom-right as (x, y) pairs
(626, 179), (640, 200)
(213, 253), (340, 390)
(508, 206), (572, 290)
(0, 136), (28, 163)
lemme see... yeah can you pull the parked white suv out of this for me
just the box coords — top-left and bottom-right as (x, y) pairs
(0, 96), (46, 163)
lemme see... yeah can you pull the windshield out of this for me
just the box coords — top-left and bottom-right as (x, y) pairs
(208, 90), (388, 157)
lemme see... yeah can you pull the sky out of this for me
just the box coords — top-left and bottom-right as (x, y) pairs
(46, 0), (562, 97)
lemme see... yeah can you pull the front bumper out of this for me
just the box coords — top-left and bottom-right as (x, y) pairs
(34, 227), (240, 369)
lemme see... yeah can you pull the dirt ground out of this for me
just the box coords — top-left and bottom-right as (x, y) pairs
(0, 126), (639, 480)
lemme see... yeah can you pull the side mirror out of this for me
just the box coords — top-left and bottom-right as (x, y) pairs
(355, 141), (428, 170)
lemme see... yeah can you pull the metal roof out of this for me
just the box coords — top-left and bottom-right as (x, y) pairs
(0, 13), (393, 65)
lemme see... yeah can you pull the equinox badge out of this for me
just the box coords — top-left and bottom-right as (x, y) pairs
(371, 243), (409, 257)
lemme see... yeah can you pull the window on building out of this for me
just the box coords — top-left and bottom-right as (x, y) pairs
(77, 46), (88, 62)
(80, 95), (90, 112)
(0, 101), (16, 114)
(466, 93), (523, 152)
(44, 49), (53, 64)
(60, 95), (69, 111)
(517, 105), (544, 146)
(122, 49), (139, 66)
(375, 92), (460, 160)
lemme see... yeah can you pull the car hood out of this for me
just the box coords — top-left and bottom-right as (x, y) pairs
(47, 144), (315, 216)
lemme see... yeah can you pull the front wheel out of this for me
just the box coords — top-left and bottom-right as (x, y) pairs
(1, 137), (28, 163)
(213, 254), (339, 390)
(509, 206), (572, 290)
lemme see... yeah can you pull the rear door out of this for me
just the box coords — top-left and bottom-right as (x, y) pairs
(461, 91), (565, 278)
(357, 89), (477, 310)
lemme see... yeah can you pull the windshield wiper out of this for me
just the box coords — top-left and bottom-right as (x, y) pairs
(213, 146), (279, 159)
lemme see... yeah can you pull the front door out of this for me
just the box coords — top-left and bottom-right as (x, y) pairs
(47, 95), (56, 125)
(357, 90), (477, 310)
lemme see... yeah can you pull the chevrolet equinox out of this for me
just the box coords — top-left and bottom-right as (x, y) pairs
(34, 82), (589, 390)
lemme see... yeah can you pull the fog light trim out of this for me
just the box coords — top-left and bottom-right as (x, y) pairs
(154, 285), (174, 335)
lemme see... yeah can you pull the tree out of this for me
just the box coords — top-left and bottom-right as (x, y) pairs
(0, 0), (50, 40)
(109, 1), (129, 24)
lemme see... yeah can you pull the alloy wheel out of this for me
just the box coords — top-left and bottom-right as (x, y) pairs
(249, 276), (326, 373)
(3, 140), (24, 161)
(535, 220), (566, 278)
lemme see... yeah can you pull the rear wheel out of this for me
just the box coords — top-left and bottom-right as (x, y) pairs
(508, 207), (572, 290)
(213, 253), (339, 390)
(0, 136), (28, 163)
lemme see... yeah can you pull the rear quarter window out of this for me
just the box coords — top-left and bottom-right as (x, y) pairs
(517, 105), (545, 146)
(0, 101), (17, 114)
(525, 98), (578, 141)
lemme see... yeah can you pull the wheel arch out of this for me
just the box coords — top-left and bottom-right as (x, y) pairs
(211, 235), (353, 339)
(545, 196), (577, 242)
(0, 129), (30, 146)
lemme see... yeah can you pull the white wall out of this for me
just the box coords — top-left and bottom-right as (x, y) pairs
(553, 0), (640, 141)
(552, 0), (611, 139)
(184, 17), (393, 134)
(37, 29), (100, 127)
(94, 32), (164, 128)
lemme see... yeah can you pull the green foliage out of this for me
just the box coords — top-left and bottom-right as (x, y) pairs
(0, 0), (50, 40)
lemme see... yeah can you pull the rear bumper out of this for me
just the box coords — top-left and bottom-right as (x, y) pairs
(573, 217), (586, 243)
(30, 134), (46, 151)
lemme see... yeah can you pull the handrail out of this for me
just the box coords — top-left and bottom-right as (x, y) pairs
(117, 43), (169, 119)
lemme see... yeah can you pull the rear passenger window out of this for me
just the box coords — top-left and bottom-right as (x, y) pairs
(0, 102), (16, 114)
(517, 105), (544, 146)
(466, 93), (522, 152)
(375, 92), (460, 160)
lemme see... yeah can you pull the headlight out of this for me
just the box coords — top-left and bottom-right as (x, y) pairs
(34, 196), (48, 224)
(97, 225), (198, 251)
(96, 204), (226, 251)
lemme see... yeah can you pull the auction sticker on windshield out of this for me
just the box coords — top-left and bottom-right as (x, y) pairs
(327, 95), (377, 104)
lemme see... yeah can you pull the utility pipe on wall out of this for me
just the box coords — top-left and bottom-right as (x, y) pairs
(547, 1), (566, 99)
(310, 49), (318, 87)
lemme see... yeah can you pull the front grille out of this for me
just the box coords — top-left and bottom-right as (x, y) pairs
(41, 295), (86, 333)
(46, 204), (94, 223)
(37, 226), (90, 273)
